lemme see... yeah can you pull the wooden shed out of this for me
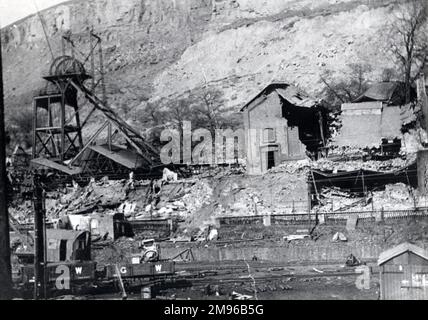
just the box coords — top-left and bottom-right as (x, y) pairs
(378, 242), (428, 300)
(46, 229), (91, 262)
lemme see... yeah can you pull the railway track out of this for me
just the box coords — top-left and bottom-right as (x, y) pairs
(169, 260), (369, 287)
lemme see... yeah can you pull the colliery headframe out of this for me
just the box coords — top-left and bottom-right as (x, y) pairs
(31, 32), (162, 183)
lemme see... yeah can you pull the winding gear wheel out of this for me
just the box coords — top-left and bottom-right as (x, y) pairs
(49, 55), (86, 77)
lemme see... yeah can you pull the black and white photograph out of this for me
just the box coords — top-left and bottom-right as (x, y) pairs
(0, 0), (427, 305)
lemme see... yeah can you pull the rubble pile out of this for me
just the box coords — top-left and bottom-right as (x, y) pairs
(214, 170), (310, 217)
(326, 146), (369, 158)
(191, 164), (246, 179)
(314, 183), (418, 212)
(92, 237), (141, 267)
(311, 156), (415, 173)
(63, 179), (129, 212)
(401, 128), (428, 154)
(9, 176), (140, 226)
(267, 159), (310, 174)
(327, 115), (342, 141)
(315, 187), (367, 212)
(9, 202), (34, 224)
(133, 167), (311, 233)
(179, 181), (213, 217)
(372, 183), (417, 211)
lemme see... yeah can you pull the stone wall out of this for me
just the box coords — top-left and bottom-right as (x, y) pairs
(161, 242), (385, 263)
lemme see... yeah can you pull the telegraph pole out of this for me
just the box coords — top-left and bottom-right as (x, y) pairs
(33, 172), (46, 300)
(0, 27), (13, 300)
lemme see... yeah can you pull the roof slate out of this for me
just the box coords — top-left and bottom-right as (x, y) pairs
(354, 82), (400, 103)
(240, 82), (317, 111)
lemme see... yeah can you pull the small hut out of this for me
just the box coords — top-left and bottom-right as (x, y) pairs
(378, 242), (428, 300)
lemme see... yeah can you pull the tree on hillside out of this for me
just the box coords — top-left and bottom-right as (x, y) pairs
(138, 88), (242, 160)
(191, 88), (224, 134)
(162, 98), (194, 160)
(137, 101), (168, 149)
(320, 63), (372, 109)
(388, 0), (428, 103)
(166, 98), (194, 134)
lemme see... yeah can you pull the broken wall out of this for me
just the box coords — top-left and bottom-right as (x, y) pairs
(332, 100), (423, 154)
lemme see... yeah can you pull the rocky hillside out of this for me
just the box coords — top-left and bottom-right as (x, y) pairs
(1, 0), (421, 146)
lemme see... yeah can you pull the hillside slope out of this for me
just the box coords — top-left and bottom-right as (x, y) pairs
(1, 0), (419, 146)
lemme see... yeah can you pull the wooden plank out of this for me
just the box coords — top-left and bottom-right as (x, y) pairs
(31, 157), (83, 175)
(89, 144), (142, 169)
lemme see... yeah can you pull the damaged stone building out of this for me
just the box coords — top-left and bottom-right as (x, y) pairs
(311, 79), (428, 212)
(239, 79), (428, 214)
(332, 81), (418, 156)
(241, 82), (328, 175)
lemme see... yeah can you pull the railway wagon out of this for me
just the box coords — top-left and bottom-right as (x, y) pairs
(12, 229), (175, 297)
(13, 260), (97, 297)
(104, 260), (175, 279)
(14, 259), (175, 297)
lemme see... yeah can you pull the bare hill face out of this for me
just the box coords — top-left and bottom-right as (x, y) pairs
(0, 0), (417, 146)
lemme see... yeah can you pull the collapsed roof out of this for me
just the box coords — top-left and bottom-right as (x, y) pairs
(240, 82), (319, 111)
